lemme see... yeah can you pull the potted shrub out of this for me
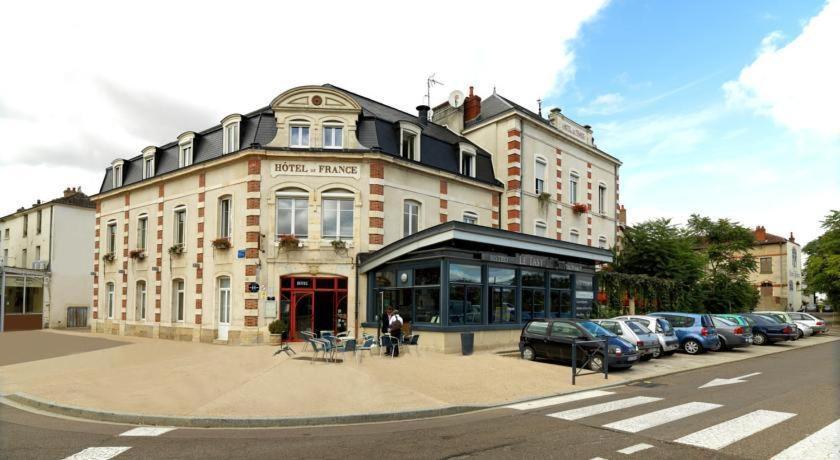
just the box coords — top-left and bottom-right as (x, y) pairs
(102, 252), (115, 263)
(279, 234), (300, 250)
(168, 244), (185, 256)
(128, 249), (146, 260)
(537, 192), (552, 209)
(572, 202), (589, 215)
(211, 238), (231, 250)
(268, 318), (288, 345)
(331, 239), (348, 253)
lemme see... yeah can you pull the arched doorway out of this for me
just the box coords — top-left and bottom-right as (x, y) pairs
(279, 276), (348, 341)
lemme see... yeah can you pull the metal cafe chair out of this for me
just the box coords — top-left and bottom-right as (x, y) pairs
(299, 331), (316, 352)
(380, 334), (398, 358)
(331, 339), (357, 363)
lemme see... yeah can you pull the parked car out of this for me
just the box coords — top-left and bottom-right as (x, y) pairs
(612, 315), (679, 358)
(519, 318), (640, 369)
(715, 313), (752, 327)
(789, 312), (829, 334)
(755, 312), (800, 340)
(742, 314), (795, 345)
(591, 319), (660, 361)
(710, 316), (752, 351)
(648, 312), (720, 355)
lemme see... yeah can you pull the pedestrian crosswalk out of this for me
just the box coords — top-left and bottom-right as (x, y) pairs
(508, 392), (840, 458)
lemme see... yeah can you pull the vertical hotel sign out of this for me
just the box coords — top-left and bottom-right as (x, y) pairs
(271, 161), (360, 179)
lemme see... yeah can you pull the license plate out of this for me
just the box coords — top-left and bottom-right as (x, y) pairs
(627, 355), (638, 361)
(746, 338), (752, 343)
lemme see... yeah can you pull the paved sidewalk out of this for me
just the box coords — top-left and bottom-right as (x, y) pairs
(1, 329), (836, 420)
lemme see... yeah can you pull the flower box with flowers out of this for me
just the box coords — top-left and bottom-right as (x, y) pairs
(211, 238), (231, 250)
(128, 249), (146, 260)
(168, 245), (185, 256)
(572, 203), (589, 215)
(278, 234), (300, 249)
(102, 253), (115, 263)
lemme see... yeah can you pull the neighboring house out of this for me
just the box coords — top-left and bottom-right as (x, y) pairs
(749, 225), (803, 312)
(0, 188), (95, 331)
(90, 84), (617, 351)
(433, 88), (622, 251)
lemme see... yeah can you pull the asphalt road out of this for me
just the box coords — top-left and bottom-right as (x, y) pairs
(1, 341), (838, 459)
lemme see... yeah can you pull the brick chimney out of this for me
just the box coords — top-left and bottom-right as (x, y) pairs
(463, 86), (482, 124)
(618, 205), (627, 225)
(788, 232), (795, 243)
(754, 225), (766, 241)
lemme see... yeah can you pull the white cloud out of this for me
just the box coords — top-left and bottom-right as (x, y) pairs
(579, 92), (624, 115)
(723, 0), (840, 137)
(0, 0), (609, 215)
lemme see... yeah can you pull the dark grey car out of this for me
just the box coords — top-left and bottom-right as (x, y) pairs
(711, 316), (752, 351)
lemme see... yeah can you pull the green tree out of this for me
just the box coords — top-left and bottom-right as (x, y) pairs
(803, 210), (840, 308)
(614, 218), (705, 287)
(686, 215), (759, 313)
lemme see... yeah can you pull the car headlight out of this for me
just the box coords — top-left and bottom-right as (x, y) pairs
(613, 347), (622, 355)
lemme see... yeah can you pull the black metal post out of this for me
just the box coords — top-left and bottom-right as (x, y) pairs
(571, 338), (577, 385)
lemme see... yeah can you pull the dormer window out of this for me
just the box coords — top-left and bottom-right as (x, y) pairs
(142, 146), (156, 179)
(112, 160), (124, 188)
(177, 132), (195, 168)
(323, 124), (343, 149)
(222, 114), (242, 154)
(398, 122), (421, 161)
(290, 122), (310, 148)
(459, 143), (477, 178)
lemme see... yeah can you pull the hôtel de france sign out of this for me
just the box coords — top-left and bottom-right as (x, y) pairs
(271, 161), (360, 179)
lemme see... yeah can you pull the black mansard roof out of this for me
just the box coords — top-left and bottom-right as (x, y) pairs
(99, 85), (501, 194)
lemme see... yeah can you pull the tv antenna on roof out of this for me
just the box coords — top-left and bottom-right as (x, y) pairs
(425, 73), (443, 107)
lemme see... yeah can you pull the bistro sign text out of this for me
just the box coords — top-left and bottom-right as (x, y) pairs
(271, 161), (360, 179)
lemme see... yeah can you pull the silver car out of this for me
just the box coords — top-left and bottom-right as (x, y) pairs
(614, 315), (679, 358)
(593, 319), (660, 361)
(789, 312), (829, 334)
(710, 316), (753, 350)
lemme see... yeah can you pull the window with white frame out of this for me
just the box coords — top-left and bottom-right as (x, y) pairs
(112, 162), (123, 188)
(218, 276), (231, 324)
(569, 172), (579, 203)
(290, 123), (310, 147)
(322, 189), (354, 240)
(143, 156), (154, 179)
(136, 280), (147, 321)
(569, 229), (580, 243)
(173, 279), (185, 322)
(598, 184), (607, 214)
(402, 132), (416, 159)
(107, 282), (115, 319)
(179, 142), (193, 167)
(598, 236), (608, 249)
(535, 157), (547, 194)
(460, 148), (476, 177)
(403, 200), (420, 237)
(463, 211), (478, 225)
(137, 215), (148, 251)
(106, 221), (117, 254)
(276, 189), (308, 239)
(222, 117), (241, 154)
(400, 123), (421, 160)
(218, 196), (232, 239)
(173, 207), (186, 248)
(323, 124), (343, 149)
(535, 220), (547, 237)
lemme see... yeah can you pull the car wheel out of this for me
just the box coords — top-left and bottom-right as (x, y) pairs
(588, 353), (605, 371)
(753, 333), (768, 346)
(683, 339), (702, 355)
(652, 346), (663, 359)
(797, 329), (804, 339)
(640, 354), (653, 361)
(522, 346), (536, 361)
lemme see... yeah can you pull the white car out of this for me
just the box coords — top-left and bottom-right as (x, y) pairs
(592, 319), (660, 361)
(613, 315), (680, 358)
(789, 312), (829, 334)
(794, 321), (813, 339)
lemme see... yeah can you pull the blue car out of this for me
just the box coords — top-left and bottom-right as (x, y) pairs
(649, 312), (719, 355)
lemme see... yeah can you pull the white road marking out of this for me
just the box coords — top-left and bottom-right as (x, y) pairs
(505, 390), (615, 410)
(617, 443), (654, 454)
(699, 372), (762, 389)
(119, 426), (175, 437)
(771, 419), (840, 459)
(547, 396), (663, 421)
(604, 402), (722, 433)
(589, 457), (609, 460)
(63, 447), (131, 460)
(675, 410), (796, 450)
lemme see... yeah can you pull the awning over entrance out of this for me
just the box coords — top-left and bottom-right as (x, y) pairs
(359, 222), (612, 274)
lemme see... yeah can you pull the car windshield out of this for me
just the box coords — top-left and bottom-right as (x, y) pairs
(741, 315), (756, 325)
(751, 315), (776, 325)
(626, 321), (651, 335)
(579, 321), (615, 337)
(714, 317), (735, 327)
(761, 314), (785, 324)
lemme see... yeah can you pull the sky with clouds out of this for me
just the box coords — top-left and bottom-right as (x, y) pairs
(1, 0), (837, 246)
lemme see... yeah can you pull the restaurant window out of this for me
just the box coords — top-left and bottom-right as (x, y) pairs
(549, 273), (571, 318)
(106, 221), (117, 255)
(521, 270), (545, 321)
(173, 207), (186, 249)
(575, 274), (595, 319)
(137, 215), (148, 251)
(218, 196), (232, 240)
(290, 123), (310, 148)
(535, 157), (546, 194)
(323, 124), (343, 149)
(107, 282), (115, 319)
(448, 263), (482, 325)
(759, 257), (772, 274)
(276, 188), (308, 239)
(463, 211), (478, 225)
(173, 279), (185, 322)
(322, 189), (354, 241)
(569, 172), (579, 203)
(136, 281), (147, 321)
(403, 200), (420, 237)
(488, 267), (516, 324)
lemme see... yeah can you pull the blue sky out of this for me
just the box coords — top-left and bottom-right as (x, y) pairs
(551, 0), (839, 245)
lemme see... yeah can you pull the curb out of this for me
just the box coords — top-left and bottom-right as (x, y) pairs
(2, 393), (485, 428)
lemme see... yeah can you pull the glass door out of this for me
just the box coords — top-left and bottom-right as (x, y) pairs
(291, 292), (313, 340)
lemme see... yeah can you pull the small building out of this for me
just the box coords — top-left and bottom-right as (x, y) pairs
(90, 84), (621, 351)
(749, 226), (803, 311)
(0, 188), (96, 331)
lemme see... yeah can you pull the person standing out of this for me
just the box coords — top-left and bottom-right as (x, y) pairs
(382, 306), (403, 357)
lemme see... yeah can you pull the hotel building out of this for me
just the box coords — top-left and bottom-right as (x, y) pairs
(91, 84), (621, 351)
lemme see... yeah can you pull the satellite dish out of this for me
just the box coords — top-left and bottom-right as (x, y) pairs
(448, 90), (465, 108)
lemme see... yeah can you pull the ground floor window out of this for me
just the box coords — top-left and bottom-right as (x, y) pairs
(2, 275), (44, 314)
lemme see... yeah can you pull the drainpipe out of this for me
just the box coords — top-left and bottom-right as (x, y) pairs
(354, 252), (360, 341)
